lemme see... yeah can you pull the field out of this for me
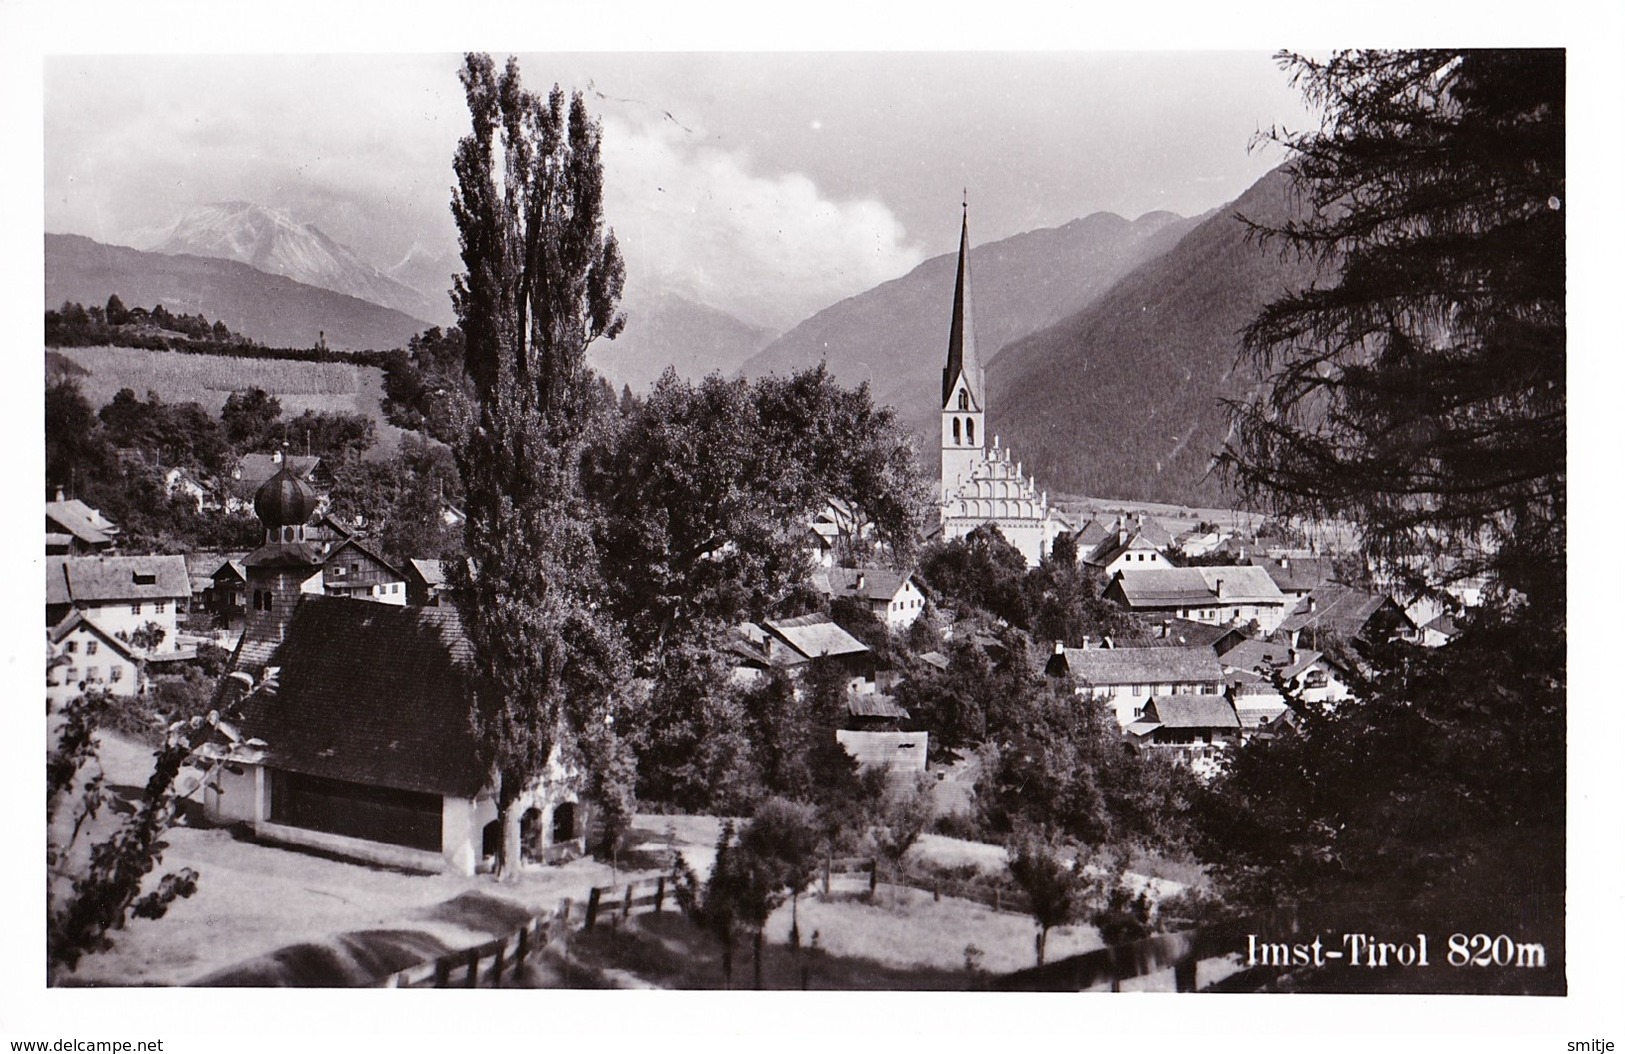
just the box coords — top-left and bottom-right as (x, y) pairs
(47, 345), (408, 456)
(57, 733), (1141, 988)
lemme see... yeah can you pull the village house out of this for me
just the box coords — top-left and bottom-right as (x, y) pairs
(812, 566), (926, 629)
(318, 536), (408, 605)
(1044, 641), (1227, 728)
(1102, 565), (1291, 633)
(46, 553), (190, 654)
(405, 558), (451, 606)
(1277, 582), (1419, 650)
(1248, 554), (1337, 601)
(204, 461), (584, 875)
(47, 610), (143, 708)
(1124, 695), (1242, 778)
(226, 452), (330, 512)
(731, 614), (877, 693)
(1217, 638), (1354, 708)
(1081, 525), (1173, 577)
(46, 492), (119, 555)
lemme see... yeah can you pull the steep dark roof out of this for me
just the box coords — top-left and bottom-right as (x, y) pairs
(1218, 639), (1330, 680)
(1252, 555), (1336, 594)
(941, 209), (983, 408)
(1279, 583), (1411, 638)
(407, 558), (448, 588)
(813, 566), (913, 603)
(1138, 617), (1237, 650)
(1083, 530), (1162, 568)
(234, 596), (486, 798)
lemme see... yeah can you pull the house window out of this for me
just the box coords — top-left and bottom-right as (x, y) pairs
(86, 640), (98, 655)
(131, 603), (143, 615)
(86, 666), (100, 682)
(66, 667), (78, 681)
(966, 419), (975, 444)
(952, 418), (961, 444)
(110, 666), (124, 682)
(958, 389), (969, 410)
(333, 565), (347, 577)
(155, 601), (167, 614)
(66, 641), (78, 654)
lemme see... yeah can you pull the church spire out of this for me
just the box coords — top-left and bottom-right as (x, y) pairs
(941, 200), (982, 408)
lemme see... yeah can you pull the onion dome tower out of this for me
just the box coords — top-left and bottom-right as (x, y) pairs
(239, 451), (324, 661)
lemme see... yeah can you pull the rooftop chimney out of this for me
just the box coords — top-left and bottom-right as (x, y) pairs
(54, 486), (65, 502)
(1053, 640), (1065, 655)
(1215, 577), (1225, 598)
(855, 572), (866, 591)
(1101, 636), (1114, 649)
(1306, 597), (1317, 613)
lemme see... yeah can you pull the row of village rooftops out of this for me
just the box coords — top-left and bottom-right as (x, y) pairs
(45, 458), (1467, 878)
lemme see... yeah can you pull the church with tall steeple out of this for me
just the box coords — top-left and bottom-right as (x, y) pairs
(937, 204), (1064, 567)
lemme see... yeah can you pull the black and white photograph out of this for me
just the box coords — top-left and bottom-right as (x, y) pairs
(7, 4), (1617, 1050)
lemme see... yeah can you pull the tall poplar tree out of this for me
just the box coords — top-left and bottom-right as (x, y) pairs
(447, 52), (631, 876)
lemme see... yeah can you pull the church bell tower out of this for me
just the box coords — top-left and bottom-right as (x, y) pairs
(941, 203), (985, 505)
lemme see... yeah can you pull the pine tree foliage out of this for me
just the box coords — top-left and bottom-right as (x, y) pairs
(1223, 49), (1564, 605)
(447, 53), (630, 875)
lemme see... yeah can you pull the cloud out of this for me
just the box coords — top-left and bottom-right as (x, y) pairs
(600, 116), (923, 330)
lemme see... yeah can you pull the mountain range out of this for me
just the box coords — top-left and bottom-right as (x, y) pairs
(589, 289), (778, 395)
(737, 209), (1204, 446)
(45, 168), (1313, 505)
(45, 233), (432, 351)
(988, 166), (1318, 505)
(154, 202), (452, 326)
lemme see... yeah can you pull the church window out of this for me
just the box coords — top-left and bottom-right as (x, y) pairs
(958, 389), (969, 410)
(952, 418), (961, 444)
(966, 419), (976, 444)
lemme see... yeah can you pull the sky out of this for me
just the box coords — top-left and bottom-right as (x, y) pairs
(44, 51), (1317, 330)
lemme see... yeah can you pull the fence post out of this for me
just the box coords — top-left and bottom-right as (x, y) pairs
(993, 888), (1001, 913)
(585, 887), (601, 930)
(1174, 957), (1198, 993)
(491, 941), (506, 988)
(465, 946), (479, 987)
(655, 875), (666, 913)
(823, 854), (831, 896)
(623, 883), (635, 920)
(869, 860), (878, 896)
(934, 880), (940, 903)
(514, 927), (530, 983)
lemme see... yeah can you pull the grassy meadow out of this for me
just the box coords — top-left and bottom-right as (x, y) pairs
(47, 345), (408, 456)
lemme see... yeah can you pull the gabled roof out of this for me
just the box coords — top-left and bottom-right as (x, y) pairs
(1072, 518), (1112, 548)
(1252, 555), (1336, 594)
(1046, 645), (1224, 686)
(407, 558), (448, 588)
(813, 566), (913, 603)
(48, 609), (138, 661)
(1278, 582), (1413, 638)
(230, 453), (324, 500)
(1107, 566), (1286, 607)
(233, 596), (486, 798)
(48, 554), (191, 604)
(46, 499), (117, 546)
(1144, 694), (1240, 729)
(1139, 618), (1238, 650)
(1083, 530), (1162, 568)
(918, 650), (951, 672)
(323, 536), (406, 581)
(762, 614), (870, 660)
(1217, 639), (1331, 681)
